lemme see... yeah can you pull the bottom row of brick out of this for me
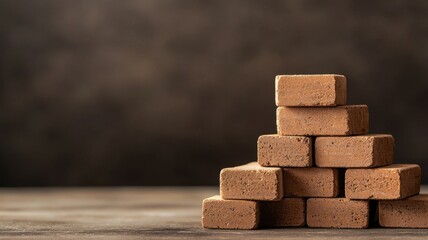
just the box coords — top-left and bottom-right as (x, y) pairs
(202, 195), (428, 229)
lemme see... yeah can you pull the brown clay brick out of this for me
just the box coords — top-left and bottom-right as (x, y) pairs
(345, 164), (421, 200)
(276, 105), (369, 136)
(220, 162), (283, 201)
(283, 168), (340, 197)
(275, 74), (347, 106)
(379, 194), (428, 228)
(202, 195), (259, 229)
(258, 134), (312, 167)
(307, 198), (370, 229)
(315, 134), (394, 168)
(260, 198), (306, 227)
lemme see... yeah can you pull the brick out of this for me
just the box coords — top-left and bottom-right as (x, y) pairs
(275, 74), (347, 106)
(260, 198), (306, 227)
(220, 162), (283, 201)
(202, 195), (259, 229)
(379, 194), (428, 228)
(258, 134), (312, 167)
(276, 105), (369, 136)
(315, 134), (394, 168)
(283, 168), (340, 197)
(345, 164), (421, 200)
(307, 198), (370, 229)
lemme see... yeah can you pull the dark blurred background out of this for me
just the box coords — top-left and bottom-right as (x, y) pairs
(0, 0), (427, 186)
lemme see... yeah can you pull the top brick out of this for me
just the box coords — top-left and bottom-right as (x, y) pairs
(275, 74), (347, 106)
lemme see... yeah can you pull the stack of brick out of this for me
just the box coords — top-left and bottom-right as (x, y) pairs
(202, 74), (427, 229)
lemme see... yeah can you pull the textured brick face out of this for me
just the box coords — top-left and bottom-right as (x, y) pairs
(306, 198), (370, 229)
(260, 198), (306, 227)
(220, 162), (283, 200)
(315, 134), (394, 168)
(275, 74), (347, 106)
(283, 168), (340, 197)
(379, 194), (428, 228)
(258, 135), (312, 167)
(276, 105), (369, 136)
(345, 164), (421, 199)
(202, 195), (259, 229)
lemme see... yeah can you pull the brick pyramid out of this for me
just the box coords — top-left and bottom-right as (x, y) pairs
(202, 74), (427, 229)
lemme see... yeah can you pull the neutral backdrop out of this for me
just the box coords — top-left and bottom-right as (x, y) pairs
(1, 0), (427, 186)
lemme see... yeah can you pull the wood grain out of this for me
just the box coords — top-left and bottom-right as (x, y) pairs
(0, 187), (427, 239)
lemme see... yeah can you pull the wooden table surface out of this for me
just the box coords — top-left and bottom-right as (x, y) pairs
(0, 187), (427, 239)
